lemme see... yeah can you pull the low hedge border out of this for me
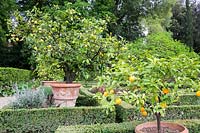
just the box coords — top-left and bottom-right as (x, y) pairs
(116, 103), (200, 122)
(56, 119), (200, 133)
(0, 107), (115, 133)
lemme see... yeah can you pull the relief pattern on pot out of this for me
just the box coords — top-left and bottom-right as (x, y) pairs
(55, 89), (71, 97)
(53, 87), (79, 100)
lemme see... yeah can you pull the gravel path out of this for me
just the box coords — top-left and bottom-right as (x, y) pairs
(0, 96), (15, 109)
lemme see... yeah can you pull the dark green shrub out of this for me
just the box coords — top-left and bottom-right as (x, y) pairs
(0, 67), (32, 96)
(76, 87), (99, 106)
(56, 119), (200, 133)
(0, 107), (115, 133)
(76, 95), (99, 106)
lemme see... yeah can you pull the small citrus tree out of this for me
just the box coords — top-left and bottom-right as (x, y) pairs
(97, 33), (200, 133)
(8, 3), (122, 82)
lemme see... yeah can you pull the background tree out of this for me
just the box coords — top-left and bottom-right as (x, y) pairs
(0, 0), (16, 44)
(185, 0), (194, 49)
(0, 0), (28, 68)
(169, 0), (200, 52)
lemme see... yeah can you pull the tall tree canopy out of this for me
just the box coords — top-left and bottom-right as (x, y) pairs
(170, 0), (200, 52)
(0, 0), (16, 44)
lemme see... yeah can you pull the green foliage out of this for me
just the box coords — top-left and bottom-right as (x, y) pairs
(0, 67), (32, 96)
(0, 0), (16, 44)
(56, 119), (200, 133)
(99, 0), (176, 41)
(9, 3), (122, 82)
(124, 32), (194, 59)
(0, 107), (115, 133)
(11, 86), (52, 109)
(141, 0), (176, 34)
(97, 32), (200, 119)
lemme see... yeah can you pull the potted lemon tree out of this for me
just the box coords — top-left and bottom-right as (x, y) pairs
(97, 42), (200, 133)
(9, 3), (121, 107)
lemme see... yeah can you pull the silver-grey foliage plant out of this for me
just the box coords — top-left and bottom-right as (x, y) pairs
(11, 84), (52, 109)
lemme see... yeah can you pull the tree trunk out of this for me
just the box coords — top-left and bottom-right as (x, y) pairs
(155, 112), (161, 133)
(64, 66), (76, 83)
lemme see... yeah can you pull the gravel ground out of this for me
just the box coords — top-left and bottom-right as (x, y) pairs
(0, 96), (15, 109)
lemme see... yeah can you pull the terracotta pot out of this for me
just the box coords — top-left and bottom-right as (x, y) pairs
(135, 121), (189, 133)
(42, 81), (81, 107)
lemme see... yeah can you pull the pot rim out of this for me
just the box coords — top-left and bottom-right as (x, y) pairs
(135, 121), (189, 133)
(50, 83), (81, 88)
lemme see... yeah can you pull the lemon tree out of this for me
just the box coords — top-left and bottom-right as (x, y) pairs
(8, 3), (121, 82)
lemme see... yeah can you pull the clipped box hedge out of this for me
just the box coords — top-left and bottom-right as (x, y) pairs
(0, 67), (31, 82)
(56, 119), (200, 133)
(116, 103), (200, 122)
(174, 94), (200, 105)
(0, 107), (115, 133)
(0, 67), (32, 96)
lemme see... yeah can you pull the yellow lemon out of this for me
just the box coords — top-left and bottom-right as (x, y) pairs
(160, 102), (167, 108)
(196, 91), (200, 97)
(115, 98), (122, 105)
(129, 76), (136, 83)
(103, 91), (108, 97)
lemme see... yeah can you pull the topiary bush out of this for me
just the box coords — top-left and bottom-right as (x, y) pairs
(0, 67), (32, 96)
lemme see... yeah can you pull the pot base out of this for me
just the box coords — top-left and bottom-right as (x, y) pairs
(54, 99), (76, 107)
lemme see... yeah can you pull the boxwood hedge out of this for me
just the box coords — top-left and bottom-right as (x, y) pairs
(0, 107), (115, 133)
(0, 67), (31, 82)
(116, 103), (200, 122)
(174, 94), (200, 105)
(0, 67), (31, 96)
(56, 119), (200, 133)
